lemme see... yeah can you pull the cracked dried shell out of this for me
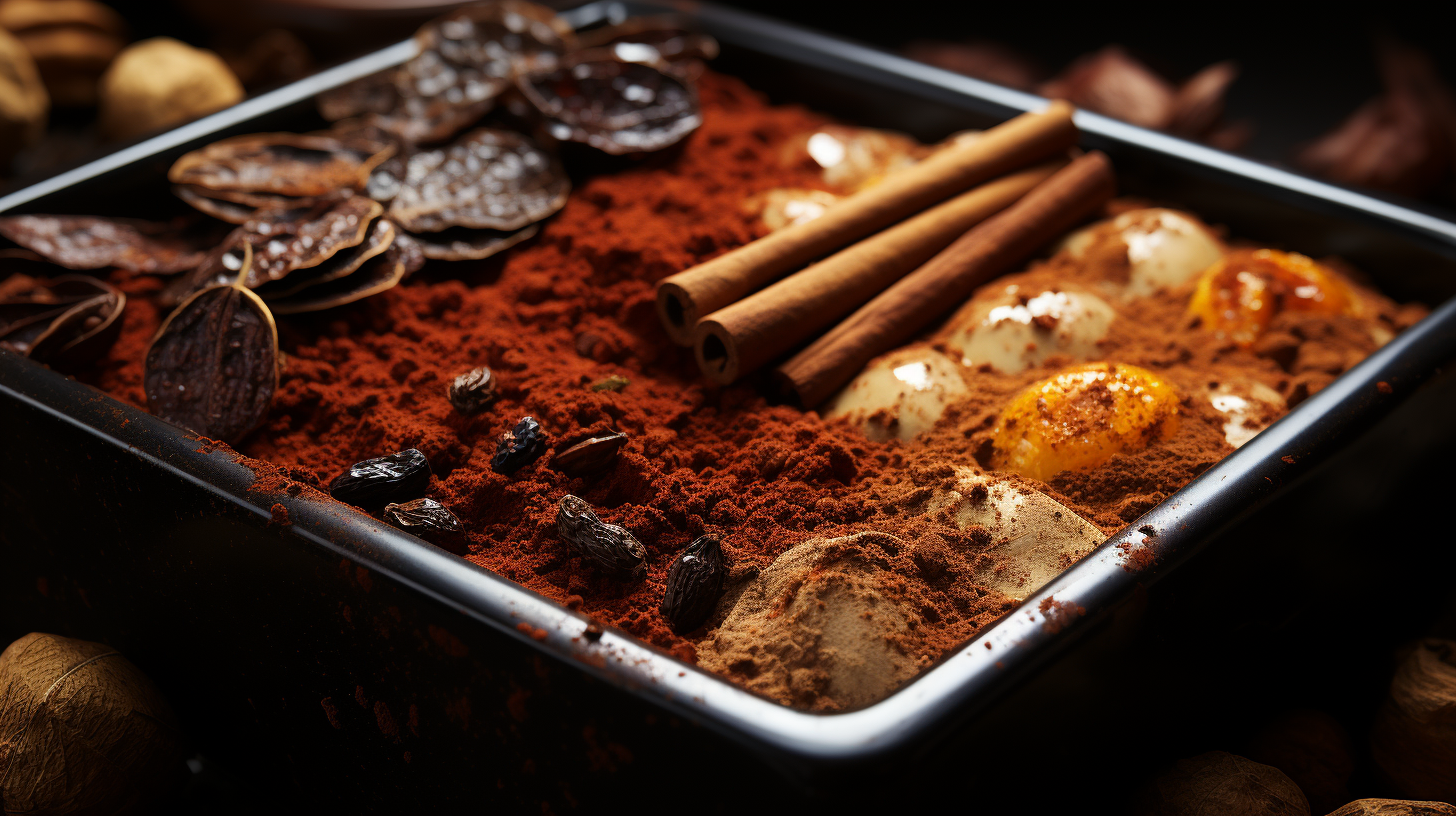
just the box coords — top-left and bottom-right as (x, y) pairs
(556, 494), (646, 581)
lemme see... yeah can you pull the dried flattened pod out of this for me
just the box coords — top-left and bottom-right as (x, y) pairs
(0, 273), (125, 369)
(384, 497), (462, 533)
(0, 214), (205, 273)
(556, 494), (647, 581)
(255, 217), (395, 300)
(407, 223), (538, 261)
(169, 132), (393, 199)
(376, 1), (576, 145)
(265, 237), (408, 315)
(387, 128), (568, 233)
(143, 279), (278, 444)
(330, 448), (432, 508)
(519, 52), (702, 154)
(447, 365), (496, 414)
(227, 196), (382, 288)
(550, 430), (627, 477)
(660, 534), (727, 634)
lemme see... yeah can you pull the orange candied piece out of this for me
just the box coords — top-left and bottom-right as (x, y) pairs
(990, 363), (1181, 482)
(1187, 249), (1358, 346)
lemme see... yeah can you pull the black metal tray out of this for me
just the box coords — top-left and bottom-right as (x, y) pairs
(4, 1), (1456, 810)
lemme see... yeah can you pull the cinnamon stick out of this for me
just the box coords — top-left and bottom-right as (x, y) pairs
(655, 101), (1079, 345)
(694, 159), (1066, 384)
(776, 150), (1116, 408)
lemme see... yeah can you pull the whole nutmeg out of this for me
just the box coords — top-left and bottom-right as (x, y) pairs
(1135, 751), (1310, 816)
(0, 0), (127, 106)
(0, 25), (46, 164)
(0, 632), (185, 815)
(97, 37), (243, 141)
(1245, 710), (1355, 815)
(1371, 638), (1456, 802)
(1327, 800), (1456, 816)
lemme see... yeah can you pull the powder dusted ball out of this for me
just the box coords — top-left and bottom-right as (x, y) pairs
(0, 632), (184, 815)
(990, 362), (1181, 482)
(1134, 751), (1310, 816)
(98, 37), (243, 141)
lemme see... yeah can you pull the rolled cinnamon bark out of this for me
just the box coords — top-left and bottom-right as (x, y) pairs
(655, 101), (1079, 345)
(776, 151), (1116, 409)
(694, 159), (1066, 384)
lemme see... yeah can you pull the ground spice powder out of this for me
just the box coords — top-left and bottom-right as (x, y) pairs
(82, 70), (1423, 711)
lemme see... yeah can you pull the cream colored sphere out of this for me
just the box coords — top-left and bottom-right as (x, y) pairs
(821, 344), (966, 442)
(942, 284), (1115, 374)
(98, 37), (243, 141)
(1062, 208), (1223, 298)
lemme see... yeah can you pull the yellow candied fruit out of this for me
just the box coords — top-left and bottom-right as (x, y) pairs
(990, 363), (1181, 482)
(1188, 248), (1357, 347)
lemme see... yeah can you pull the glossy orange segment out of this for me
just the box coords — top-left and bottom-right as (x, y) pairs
(990, 363), (1181, 482)
(1188, 249), (1357, 346)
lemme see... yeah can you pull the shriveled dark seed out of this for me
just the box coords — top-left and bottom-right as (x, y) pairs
(384, 497), (461, 532)
(330, 448), (432, 508)
(551, 431), (627, 478)
(660, 534), (727, 634)
(447, 366), (496, 414)
(556, 494), (646, 581)
(491, 416), (546, 475)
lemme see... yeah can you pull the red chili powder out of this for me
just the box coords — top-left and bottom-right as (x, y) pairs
(81, 70), (1425, 710)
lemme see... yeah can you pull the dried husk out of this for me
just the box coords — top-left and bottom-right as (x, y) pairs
(98, 38), (241, 140)
(171, 185), (265, 225)
(169, 132), (392, 199)
(0, 273), (124, 369)
(1134, 751), (1310, 816)
(266, 239), (408, 314)
(386, 127), (568, 233)
(1327, 801), (1456, 816)
(1371, 639), (1456, 802)
(0, 214), (205, 273)
(519, 52), (702, 154)
(575, 16), (718, 80)
(144, 272), (279, 444)
(0, 632), (184, 815)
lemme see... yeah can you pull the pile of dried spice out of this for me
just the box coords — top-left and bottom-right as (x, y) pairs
(2, 3), (1429, 712)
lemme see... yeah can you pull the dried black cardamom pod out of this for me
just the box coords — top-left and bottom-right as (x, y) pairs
(491, 416), (546, 475)
(383, 497), (461, 532)
(330, 448), (432, 508)
(551, 431), (627, 478)
(660, 534), (726, 634)
(556, 494), (646, 581)
(448, 366), (497, 414)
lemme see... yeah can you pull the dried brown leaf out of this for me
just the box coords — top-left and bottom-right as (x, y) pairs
(169, 132), (394, 198)
(386, 128), (567, 232)
(520, 53), (702, 154)
(0, 214), (205, 273)
(255, 217), (395, 300)
(266, 238), (408, 314)
(0, 273), (125, 369)
(407, 222), (537, 261)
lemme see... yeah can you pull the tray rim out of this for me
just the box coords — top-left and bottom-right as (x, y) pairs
(2, 0), (1456, 766)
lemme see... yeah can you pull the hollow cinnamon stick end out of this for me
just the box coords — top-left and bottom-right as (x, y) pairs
(656, 280), (700, 346)
(693, 319), (741, 386)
